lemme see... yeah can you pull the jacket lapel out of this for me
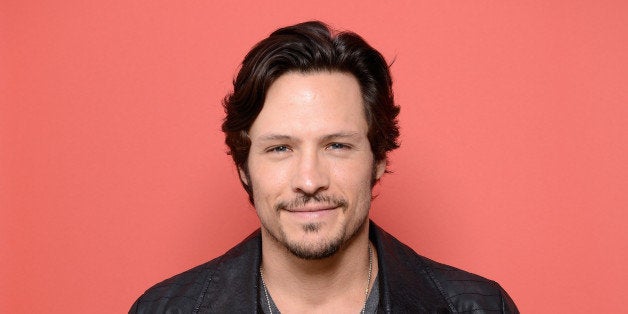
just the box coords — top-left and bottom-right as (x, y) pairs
(370, 222), (450, 313)
(197, 230), (262, 312)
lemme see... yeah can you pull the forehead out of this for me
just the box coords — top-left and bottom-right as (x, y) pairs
(249, 71), (367, 139)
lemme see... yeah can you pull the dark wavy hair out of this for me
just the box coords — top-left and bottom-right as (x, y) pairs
(222, 21), (400, 201)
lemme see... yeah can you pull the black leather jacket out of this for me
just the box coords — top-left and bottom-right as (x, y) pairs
(130, 222), (519, 313)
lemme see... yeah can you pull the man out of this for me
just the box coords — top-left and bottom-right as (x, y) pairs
(130, 21), (519, 313)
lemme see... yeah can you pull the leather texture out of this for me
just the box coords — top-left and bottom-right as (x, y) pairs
(130, 221), (519, 313)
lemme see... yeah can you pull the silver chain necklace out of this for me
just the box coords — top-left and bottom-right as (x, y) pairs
(259, 244), (373, 314)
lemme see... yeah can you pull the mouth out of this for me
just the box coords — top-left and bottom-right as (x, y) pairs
(285, 204), (340, 213)
(282, 204), (341, 220)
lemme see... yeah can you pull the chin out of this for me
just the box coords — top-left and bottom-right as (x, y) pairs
(285, 239), (343, 260)
(282, 218), (368, 260)
(258, 220), (337, 260)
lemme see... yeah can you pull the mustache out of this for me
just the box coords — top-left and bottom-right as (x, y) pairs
(274, 194), (348, 212)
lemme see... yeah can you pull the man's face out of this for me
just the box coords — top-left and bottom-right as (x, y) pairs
(242, 71), (386, 259)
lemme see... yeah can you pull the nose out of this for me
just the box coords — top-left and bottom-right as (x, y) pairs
(291, 149), (329, 196)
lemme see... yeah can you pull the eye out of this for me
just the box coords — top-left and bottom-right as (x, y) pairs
(327, 143), (351, 150)
(266, 145), (290, 153)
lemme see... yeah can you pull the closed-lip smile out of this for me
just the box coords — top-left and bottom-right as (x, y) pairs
(285, 205), (339, 212)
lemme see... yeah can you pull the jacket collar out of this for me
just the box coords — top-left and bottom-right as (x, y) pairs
(369, 221), (450, 313)
(198, 221), (448, 312)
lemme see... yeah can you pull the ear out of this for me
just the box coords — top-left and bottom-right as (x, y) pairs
(238, 167), (249, 186)
(375, 160), (386, 180)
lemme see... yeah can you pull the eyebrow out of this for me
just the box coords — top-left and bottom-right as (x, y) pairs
(257, 134), (294, 142)
(256, 132), (361, 142)
(320, 132), (361, 142)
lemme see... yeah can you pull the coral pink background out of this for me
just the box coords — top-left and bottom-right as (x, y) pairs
(2, 1), (627, 313)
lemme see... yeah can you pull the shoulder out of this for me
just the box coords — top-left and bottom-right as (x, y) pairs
(420, 256), (519, 313)
(129, 259), (217, 313)
(371, 222), (518, 313)
(129, 230), (262, 314)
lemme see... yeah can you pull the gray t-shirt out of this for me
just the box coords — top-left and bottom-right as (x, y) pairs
(259, 274), (380, 314)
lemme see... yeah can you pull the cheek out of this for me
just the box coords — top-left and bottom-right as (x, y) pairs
(249, 162), (290, 200)
(331, 161), (374, 194)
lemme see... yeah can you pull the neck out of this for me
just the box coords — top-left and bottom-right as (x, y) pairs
(260, 222), (378, 313)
